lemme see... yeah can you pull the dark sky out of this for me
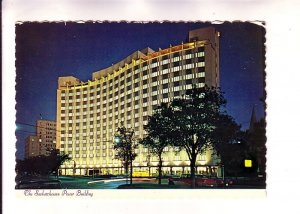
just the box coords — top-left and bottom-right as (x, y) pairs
(15, 22), (265, 159)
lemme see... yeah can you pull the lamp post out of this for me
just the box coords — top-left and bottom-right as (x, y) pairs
(72, 160), (76, 178)
(147, 154), (151, 177)
(114, 135), (128, 183)
(114, 127), (136, 185)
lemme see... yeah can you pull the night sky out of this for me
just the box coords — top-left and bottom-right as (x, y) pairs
(15, 22), (265, 159)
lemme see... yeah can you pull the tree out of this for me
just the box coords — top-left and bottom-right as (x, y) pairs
(169, 86), (227, 188)
(16, 149), (70, 177)
(114, 125), (138, 184)
(49, 149), (71, 177)
(245, 118), (267, 177)
(139, 102), (173, 184)
(212, 113), (243, 176)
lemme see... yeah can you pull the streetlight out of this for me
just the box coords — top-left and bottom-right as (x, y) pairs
(114, 136), (121, 144)
(71, 160), (76, 178)
(114, 135), (128, 183)
(147, 154), (151, 177)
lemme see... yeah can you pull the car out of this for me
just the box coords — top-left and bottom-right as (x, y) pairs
(169, 174), (233, 187)
(169, 174), (203, 186)
(16, 179), (62, 189)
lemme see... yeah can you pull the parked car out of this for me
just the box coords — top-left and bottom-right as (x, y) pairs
(169, 174), (203, 186)
(169, 174), (233, 187)
(16, 179), (62, 189)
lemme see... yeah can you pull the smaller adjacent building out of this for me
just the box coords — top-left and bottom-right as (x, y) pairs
(24, 119), (56, 159)
(25, 136), (39, 159)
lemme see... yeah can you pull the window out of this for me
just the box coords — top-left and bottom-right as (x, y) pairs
(151, 67), (158, 73)
(162, 74), (168, 79)
(197, 67), (205, 72)
(197, 57), (205, 62)
(185, 49), (192, 55)
(173, 52), (179, 57)
(162, 64), (168, 70)
(186, 69), (193, 75)
(186, 79), (193, 85)
(197, 62), (205, 67)
(151, 71), (158, 78)
(197, 47), (204, 52)
(196, 72), (205, 78)
(152, 77), (157, 82)
(185, 59), (192, 64)
(162, 59), (169, 65)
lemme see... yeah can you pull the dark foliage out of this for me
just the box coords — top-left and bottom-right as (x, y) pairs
(244, 119), (267, 177)
(114, 125), (138, 184)
(16, 149), (70, 176)
(139, 102), (173, 184)
(169, 86), (228, 187)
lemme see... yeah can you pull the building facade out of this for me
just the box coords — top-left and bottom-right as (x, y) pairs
(24, 120), (56, 159)
(56, 27), (221, 176)
(36, 120), (57, 155)
(25, 136), (39, 159)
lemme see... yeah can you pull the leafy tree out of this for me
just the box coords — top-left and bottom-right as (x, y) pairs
(169, 86), (227, 188)
(114, 125), (138, 184)
(49, 149), (71, 176)
(212, 113), (243, 176)
(139, 102), (173, 184)
(15, 149), (70, 177)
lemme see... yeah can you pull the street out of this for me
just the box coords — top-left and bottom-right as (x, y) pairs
(58, 176), (128, 189)
(33, 176), (264, 189)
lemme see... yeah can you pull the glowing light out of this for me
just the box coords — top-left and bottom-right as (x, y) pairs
(198, 160), (206, 165)
(114, 136), (121, 143)
(245, 159), (252, 167)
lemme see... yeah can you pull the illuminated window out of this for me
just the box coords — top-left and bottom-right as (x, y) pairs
(196, 72), (205, 78)
(173, 66), (180, 72)
(185, 54), (192, 59)
(197, 62), (205, 67)
(162, 79), (168, 84)
(151, 62), (158, 68)
(174, 76), (180, 82)
(162, 69), (168, 74)
(151, 72), (158, 77)
(173, 56), (180, 62)
(151, 82), (157, 86)
(186, 84), (192, 89)
(185, 74), (193, 79)
(196, 52), (204, 57)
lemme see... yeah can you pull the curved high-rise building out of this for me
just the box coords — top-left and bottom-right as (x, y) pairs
(57, 27), (220, 176)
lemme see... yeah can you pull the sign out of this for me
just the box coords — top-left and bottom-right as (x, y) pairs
(244, 159), (252, 167)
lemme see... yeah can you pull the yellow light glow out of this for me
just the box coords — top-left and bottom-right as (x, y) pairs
(198, 160), (206, 165)
(245, 159), (252, 167)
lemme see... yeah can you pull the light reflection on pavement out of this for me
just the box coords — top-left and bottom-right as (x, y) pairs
(58, 177), (154, 189)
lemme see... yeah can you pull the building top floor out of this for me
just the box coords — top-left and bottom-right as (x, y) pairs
(57, 27), (219, 90)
